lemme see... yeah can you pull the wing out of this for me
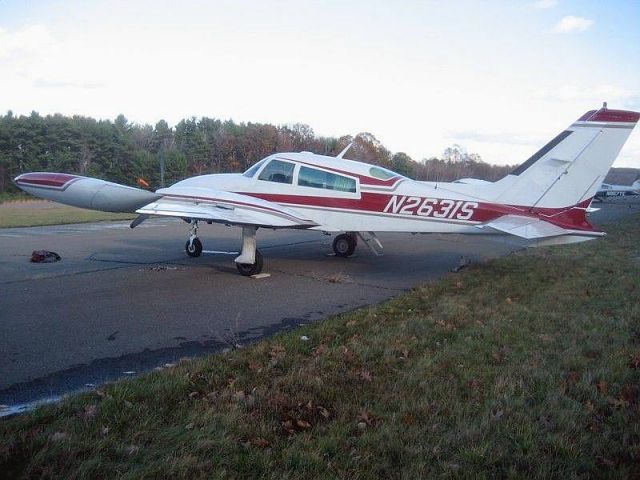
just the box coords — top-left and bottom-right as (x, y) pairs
(136, 186), (318, 229)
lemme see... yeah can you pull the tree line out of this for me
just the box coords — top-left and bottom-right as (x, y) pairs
(0, 111), (515, 194)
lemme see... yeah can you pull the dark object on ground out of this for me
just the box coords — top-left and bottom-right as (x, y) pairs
(451, 256), (471, 272)
(30, 250), (61, 263)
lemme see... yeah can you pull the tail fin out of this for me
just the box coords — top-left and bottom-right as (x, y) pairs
(493, 106), (639, 209)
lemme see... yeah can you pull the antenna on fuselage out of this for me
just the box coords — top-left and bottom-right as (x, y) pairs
(336, 142), (353, 159)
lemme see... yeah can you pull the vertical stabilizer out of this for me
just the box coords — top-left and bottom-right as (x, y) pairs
(493, 106), (639, 209)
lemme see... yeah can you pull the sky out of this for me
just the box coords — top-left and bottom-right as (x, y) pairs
(1, 0), (639, 167)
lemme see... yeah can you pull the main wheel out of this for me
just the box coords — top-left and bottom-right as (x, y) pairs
(185, 237), (203, 257)
(236, 249), (263, 276)
(333, 233), (356, 257)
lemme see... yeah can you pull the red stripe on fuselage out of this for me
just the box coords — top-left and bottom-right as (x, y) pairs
(244, 192), (598, 232)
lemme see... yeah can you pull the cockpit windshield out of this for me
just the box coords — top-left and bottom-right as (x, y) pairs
(242, 158), (268, 178)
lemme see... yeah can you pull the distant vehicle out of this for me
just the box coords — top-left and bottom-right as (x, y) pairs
(14, 105), (639, 276)
(594, 179), (640, 201)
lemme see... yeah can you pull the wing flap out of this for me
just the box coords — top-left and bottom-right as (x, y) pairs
(137, 187), (318, 229)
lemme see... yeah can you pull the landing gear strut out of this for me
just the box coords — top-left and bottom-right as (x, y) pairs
(333, 232), (357, 257)
(185, 220), (203, 257)
(235, 226), (263, 276)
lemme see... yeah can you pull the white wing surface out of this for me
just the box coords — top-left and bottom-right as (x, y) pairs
(137, 186), (318, 229)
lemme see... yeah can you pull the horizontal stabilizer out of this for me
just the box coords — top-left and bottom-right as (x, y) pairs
(477, 215), (574, 239)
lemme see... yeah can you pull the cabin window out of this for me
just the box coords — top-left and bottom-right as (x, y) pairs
(369, 166), (398, 180)
(242, 158), (267, 178)
(298, 166), (357, 193)
(258, 159), (295, 184)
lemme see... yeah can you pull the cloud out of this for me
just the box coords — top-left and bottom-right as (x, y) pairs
(447, 130), (544, 147)
(533, 0), (558, 9)
(0, 25), (53, 59)
(553, 16), (593, 33)
(33, 78), (104, 89)
(534, 84), (636, 104)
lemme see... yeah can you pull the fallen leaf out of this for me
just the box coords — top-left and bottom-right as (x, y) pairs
(296, 419), (312, 429)
(566, 371), (579, 385)
(596, 456), (616, 468)
(248, 361), (263, 372)
(607, 397), (629, 409)
(50, 432), (67, 442)
(629, 352), (640, 369)
(282, 420), (295, 434)
(313, 344), (328, 357)
(401, 414), (416, 426)
(620, 384), (638, 403)
(270, 345), (286, 359)
(596, 380), (608, 395)
(318, 406), (330, 419)
(81, 404), (97, 422)
(251, 437), (270, 448)
(185, 423), (194, 430)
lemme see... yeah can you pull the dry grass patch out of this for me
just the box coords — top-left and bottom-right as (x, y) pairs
(0, 199), (135, 228)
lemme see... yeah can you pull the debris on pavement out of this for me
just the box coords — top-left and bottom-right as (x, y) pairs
(30, 250), (61, 263)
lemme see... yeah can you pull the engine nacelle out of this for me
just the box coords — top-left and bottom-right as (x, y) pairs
(14, 172), (161, 213)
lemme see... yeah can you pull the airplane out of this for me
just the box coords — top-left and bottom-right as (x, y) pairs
(593, 179), (640, 201)
(14, 104), (640, 276)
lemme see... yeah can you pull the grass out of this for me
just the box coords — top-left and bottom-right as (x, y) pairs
(1, 215), (639, 479)
(0, 199), (135, 228)
(0, 191), (30, 203)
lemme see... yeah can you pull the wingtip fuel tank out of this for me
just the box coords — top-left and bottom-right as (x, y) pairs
(14, 172), (161, 213)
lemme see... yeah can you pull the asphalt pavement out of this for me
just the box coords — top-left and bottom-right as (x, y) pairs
(0, 199), (638, 408)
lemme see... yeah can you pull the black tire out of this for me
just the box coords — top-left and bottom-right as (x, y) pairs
(185, 237), (203, 257)
(236, 249), (263, 276)
(333, 233), (356, 257)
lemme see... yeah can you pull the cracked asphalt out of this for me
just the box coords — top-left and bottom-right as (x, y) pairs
(0, 199), (637, 406)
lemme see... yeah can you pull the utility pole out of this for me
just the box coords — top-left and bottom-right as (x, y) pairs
(160, 149), (165, 188)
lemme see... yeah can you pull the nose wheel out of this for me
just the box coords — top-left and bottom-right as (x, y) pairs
(185, 237), (203, 257)
(185, 220), (203, 257)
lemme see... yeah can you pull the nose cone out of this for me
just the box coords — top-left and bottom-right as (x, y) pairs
(14, 172), (81, 190)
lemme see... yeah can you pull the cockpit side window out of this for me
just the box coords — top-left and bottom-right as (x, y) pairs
(257, 159), (295, 184)
(298, 166), (357, 193)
